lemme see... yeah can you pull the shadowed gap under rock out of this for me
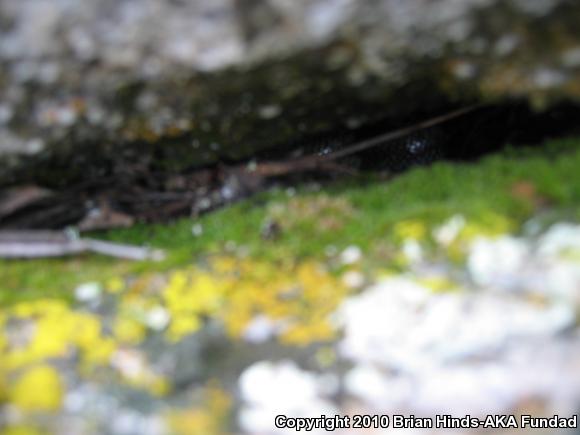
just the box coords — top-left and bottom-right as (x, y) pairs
(1, 100), (579, 231)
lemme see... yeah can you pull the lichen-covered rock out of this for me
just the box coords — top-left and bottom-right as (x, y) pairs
(1, 0), (579, 178)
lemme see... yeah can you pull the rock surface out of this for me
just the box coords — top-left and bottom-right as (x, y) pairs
(2, 217), (579, 434)
(1, 0), (580, 176)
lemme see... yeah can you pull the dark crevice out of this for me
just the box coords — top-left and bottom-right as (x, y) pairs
(278, 100), (580, 173)
(1, 99), (579, 230)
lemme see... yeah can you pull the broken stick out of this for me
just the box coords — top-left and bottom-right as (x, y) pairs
(0, 230), (165, 261)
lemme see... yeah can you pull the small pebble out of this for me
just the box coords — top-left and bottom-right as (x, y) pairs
(74, 282), (102, 302)
(191, 223), (203, 237)
(340, 245), (362, 265)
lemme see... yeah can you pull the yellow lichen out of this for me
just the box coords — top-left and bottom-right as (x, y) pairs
(1, 425), (44, 435)
(394, 219), (428, 241)
(3, 300), (115, 371)
(163, 271), (227, 341)
(0, 255), (350, 416)
(419, 276), (458, 293)
(166, 382), (232, 435)
(106, 277), (125, 294)
(8, 365), (63, 412)
(113, 316), (147, 345)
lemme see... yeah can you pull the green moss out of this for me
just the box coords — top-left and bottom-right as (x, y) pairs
(2, 137), (580, 303)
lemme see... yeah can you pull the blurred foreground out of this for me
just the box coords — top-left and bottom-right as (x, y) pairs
(1, 213), (579, 434)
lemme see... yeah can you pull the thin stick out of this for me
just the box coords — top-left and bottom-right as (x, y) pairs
(322, 104), (483, 161)
(245, 104), (483, 178)
(0, 230), (165, 260)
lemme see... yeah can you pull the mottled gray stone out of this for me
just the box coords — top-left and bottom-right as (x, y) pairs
(0, 0), (579, 173)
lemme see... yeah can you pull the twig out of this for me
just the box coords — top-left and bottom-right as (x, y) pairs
(0, 230), (165, 261)
(322, 104), (483, 161)
(251, 104), (484, 176)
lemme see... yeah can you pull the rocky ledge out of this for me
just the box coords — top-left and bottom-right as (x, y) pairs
(1, 0), (580, 181)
